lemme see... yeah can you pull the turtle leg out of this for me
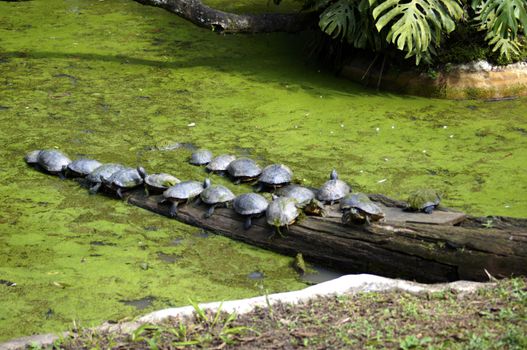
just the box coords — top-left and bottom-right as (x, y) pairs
(57, 170), (66, 180)
(423, 206), (434, 214)
(243, 216), (252, 230)
(144, 187), (150, 197)
(89, 182), (101, 195)
(204, 204), (216, 218)
(169, 202), (179, 217)
(253, 183), (263, 192)
(117, 188), (124, 199)
(365, 216), (371, 226)
(193, 197), (202, 206)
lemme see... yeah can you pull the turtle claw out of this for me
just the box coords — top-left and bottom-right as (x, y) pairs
(243, 216), (252, 230)
(204, 205), (215, 218)
(169, 202), (179, 217)
(424, 206), (434, 214)
(89, 182), (101, 195)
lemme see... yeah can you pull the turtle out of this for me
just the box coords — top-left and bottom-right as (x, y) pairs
(254, 164), (293, 192)
(189, 149), (213, 165)
(199, 178), (236, 218)
(206, 154), (236, 175)
(227, 158), (262, 184)
(406, 189), (441, 214)
(233, 193), (269, 230)
(103, 167), (147, 198)
(36, 149), (72, 178)
(64, 159), (102, 178)
(266, 196), (299, 235)
(24, 150), (41, 165)
(316, 169), (351, 204)
(276, 185), (326, 216)
(340, 193), (385, 225)
(161, 180), (205, 217)
(86, 163), (125, 194)
(144, 173), (181, 195)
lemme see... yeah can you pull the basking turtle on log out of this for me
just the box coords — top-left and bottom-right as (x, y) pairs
(317, 169), (351, 205)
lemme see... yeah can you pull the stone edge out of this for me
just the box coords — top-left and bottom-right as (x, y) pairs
(341, 59), (527, 99)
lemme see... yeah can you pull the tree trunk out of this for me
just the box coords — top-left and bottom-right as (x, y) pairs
(126, 190), (527, 283)
(131, 0), (315, 33)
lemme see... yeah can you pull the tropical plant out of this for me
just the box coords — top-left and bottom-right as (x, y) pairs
(472, 0), (527, 61)
(295, 0), (527, 65)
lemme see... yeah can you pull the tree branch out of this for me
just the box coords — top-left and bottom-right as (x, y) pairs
(132, 0), (315, 33)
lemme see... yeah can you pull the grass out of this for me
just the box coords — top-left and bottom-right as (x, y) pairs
(23, 277), (526, 349)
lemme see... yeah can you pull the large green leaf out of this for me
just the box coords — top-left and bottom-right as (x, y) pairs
(317, 0), (381, 49)
(473, 0), (527, 60)
(371, 0), (463, 64)
(318, 0), (355, 40)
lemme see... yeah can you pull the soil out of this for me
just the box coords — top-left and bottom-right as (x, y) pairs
(49, 277), (527, 349)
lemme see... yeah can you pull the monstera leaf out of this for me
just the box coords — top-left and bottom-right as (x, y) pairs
(371, 0), (463, 63)
(318, 0), (355, 40)
(317, 0), (382, 49)
(473, 0), (527, 60)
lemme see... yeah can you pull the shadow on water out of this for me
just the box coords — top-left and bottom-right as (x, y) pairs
(1, 49), (391, 100)
(120, 296), (156, 310)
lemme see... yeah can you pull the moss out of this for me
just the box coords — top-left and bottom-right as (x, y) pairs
(0, 0), (526, 341)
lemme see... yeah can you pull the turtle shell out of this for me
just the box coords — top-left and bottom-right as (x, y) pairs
(276, 185), (316, 207)
(233, 193), (268, 216)
(258, 164), (293, 186)
(24, 150), (41, 164)
(106, 168), (144, 189)
(340, 193), (384, 217)
(67, 159), (102, 177)
(163, 181), (204, 200)
(407, 189), (441, 212)
(145, 173), (180, 191)
(189, 149), (213, 165)
(317, 170), (351, 202)
(206, 154), (236, 172)
(266, 197), (299, 227)
(37, 149), (71, 173)
(227, 158), (262, 180)
(86, 163), (125, 184)
(200, 184), (235, 205)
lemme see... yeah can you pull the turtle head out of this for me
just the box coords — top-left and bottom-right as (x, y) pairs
(204, 178), (211, 189)
(137, 166), (147, 179)
(330, 169), (338, 180)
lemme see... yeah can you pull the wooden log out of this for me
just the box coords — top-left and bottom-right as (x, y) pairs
(126, 191), (527, 283)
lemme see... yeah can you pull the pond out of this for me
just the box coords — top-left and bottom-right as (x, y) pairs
(0, 0), (526, 341)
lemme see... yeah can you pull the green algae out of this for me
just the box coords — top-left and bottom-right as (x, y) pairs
(0, 0), (526, 341)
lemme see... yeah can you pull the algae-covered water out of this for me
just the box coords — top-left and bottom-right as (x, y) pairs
(0, 0), (526, 341)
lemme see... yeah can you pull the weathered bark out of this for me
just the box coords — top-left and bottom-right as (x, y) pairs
(125, 190), (527, 283)
(132, 0), (315, 33)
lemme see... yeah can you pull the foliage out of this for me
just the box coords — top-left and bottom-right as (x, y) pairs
(292, 0), (527, 65)
(472, 0), (527, 61)
(129, 300), (257, 348)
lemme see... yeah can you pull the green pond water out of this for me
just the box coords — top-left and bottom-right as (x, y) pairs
(0, 0), (526, 341)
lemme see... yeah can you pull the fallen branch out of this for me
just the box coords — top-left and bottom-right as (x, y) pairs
(132, 0), (315, 33)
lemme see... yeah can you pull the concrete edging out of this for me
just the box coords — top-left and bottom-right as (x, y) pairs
(0, 274), (492, 350)
(341, 59), (527, 99)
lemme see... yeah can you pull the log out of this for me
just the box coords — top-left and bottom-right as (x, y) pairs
(125, 190), (527, 283)
(131, 0), (315, 33)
